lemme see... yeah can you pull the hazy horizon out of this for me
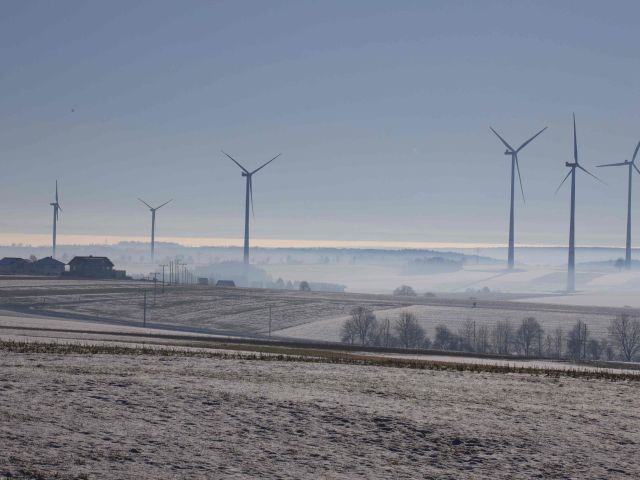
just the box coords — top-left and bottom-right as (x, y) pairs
(0, 232), (636, 252)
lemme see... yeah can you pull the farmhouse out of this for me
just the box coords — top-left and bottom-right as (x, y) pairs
(68, 256), (115, 278)
(0, 257), (33, 275)
(33, 257), (65, 276)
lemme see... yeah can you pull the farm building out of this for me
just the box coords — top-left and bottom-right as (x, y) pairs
(67, 256), (115, 278)
(32, 257), (65, 276)
(215, 280), (236, 287)
(0, 257), (33, 275)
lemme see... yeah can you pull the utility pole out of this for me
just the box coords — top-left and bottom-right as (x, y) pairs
(152, 273), (158, 305)
(160, 264), (167, 293)
(143, 290), (147, 327)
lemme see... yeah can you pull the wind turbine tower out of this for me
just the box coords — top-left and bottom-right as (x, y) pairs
(222, 151), (281, 266)
(490, 126), (547, 270)
(50, 181), (62, 258)
(597, 140), (640, 269)
(138, 198), (172, 262)
(555, 114), (603, 292)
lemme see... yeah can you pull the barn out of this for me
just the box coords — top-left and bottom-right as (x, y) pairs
(67, 256), (115, 278)
(0, 257), (33, 275)
(33, 257), (65, 276)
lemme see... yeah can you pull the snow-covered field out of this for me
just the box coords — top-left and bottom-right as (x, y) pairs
(2, 311), (635, 376)
(0, 283), (404, 335)
(2, 347), (639, 479)
(523, 293), (640, 309)
(1, 277), (637, 347)
(274, 302), (623, 342)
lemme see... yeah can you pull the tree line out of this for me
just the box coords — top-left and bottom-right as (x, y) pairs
(341, 307), (640, 362)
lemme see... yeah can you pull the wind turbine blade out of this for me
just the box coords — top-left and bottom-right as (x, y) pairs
(555, 170), (572, 194)
(155, 199), (173, 210)
(249, 176), (255, 218)
(515, 157), (525, 203)
(138, 198), (153, 209)
(55, 180), (59, 203)
(489, 127), (514, 152)
(577, 164), (606, 184)
(634, 163), (640, 176)
(516, 126), (547, 153)
(251, 153), (281, 175)
(632, 140), (640, 164)
(221, 150), (249, 173)
(573, 113), (578, 164)
(597, 161), (627, 168)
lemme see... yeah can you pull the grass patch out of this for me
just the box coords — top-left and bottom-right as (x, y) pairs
(1, 339), (639, 382)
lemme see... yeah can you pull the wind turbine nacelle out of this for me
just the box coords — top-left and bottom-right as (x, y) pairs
(565, 162), (576, 167)
(504, 150), (511, 155)
(241, 172), (248, 177)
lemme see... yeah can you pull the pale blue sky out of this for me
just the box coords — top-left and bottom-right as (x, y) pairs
(1, 1), (640, 246)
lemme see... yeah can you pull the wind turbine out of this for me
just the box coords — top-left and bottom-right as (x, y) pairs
(555, 114), (604, 292)
(597, 140), (640, 270)
(490, 125), (547, 270)
(50, 180), (62, 258)
(222, 150), (281, 267)
(138, 198), (172, 262)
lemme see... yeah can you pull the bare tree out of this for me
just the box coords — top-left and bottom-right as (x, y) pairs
(393, 285), (417, 297)
(566, 320), (589, 360)
(367, 317), (392, 347)
(551, 327), (564, 359)
(476, 324), (490, 353)
(377, 317), (392, 348)
(608, 314), (640, 361)
(514, 317), (543, 356)
(601, 339), (615, 361)
(348, 306), (377, 346)
(341, 317), (358, 345)
(458, 319), (476, 352)
(492, 319), (513, 355)
(433, 324), (460, 351)
(587, 339), (603, 360)
(394, 311), (425, 348)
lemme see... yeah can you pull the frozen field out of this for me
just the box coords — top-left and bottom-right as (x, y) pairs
(1, 278), (637, 345)
(0, 283), (404, 335)
(1, 345), (639, 479)
(274, 302), (627, 342)
(2, 312), (636, 376)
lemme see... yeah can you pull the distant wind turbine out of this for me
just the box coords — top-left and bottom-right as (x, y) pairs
(556, 114), (604, 292)
(597, 140), (640, 270)
(222, 150), (281, 267)
(138, 198), (172, 262)
(50, 180), (62, 258)
(490, 125), (547, 270)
